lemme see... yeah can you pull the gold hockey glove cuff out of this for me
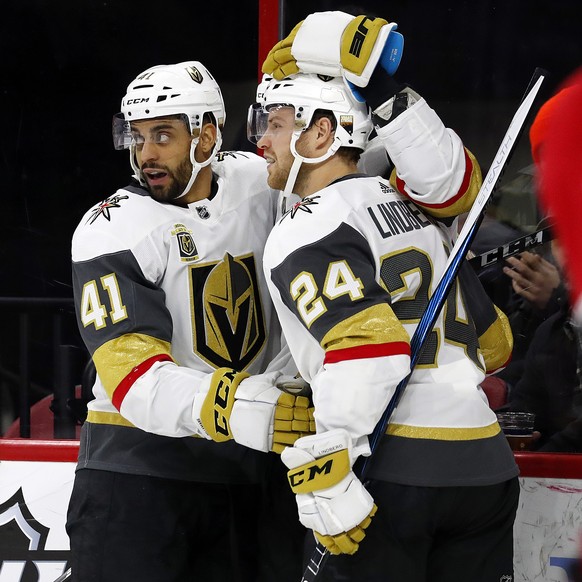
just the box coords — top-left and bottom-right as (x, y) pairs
(199, 368), (249, 442)
(200, 370), (316, 453)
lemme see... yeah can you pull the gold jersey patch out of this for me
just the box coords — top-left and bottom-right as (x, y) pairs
(171, 224), (199, 262)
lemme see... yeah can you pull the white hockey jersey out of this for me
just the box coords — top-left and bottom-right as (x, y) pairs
(72, 151), (290, 481)
(263, 175), (517, 487)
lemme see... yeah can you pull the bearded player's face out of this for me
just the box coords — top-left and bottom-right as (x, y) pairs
(132, 117), (193, 203)
(256, 106), (297, 192)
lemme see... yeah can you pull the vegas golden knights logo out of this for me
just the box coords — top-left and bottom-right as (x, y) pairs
(172, 223), (198, 261)
(186, 65), (203, 84)
(189, 252), (266, 369)
(177, 232), (197, 259)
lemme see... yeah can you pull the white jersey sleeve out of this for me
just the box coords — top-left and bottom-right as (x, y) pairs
(72, 152), (289, 438)
(359, 96), (482, 218)
(72, 186), (210, 437)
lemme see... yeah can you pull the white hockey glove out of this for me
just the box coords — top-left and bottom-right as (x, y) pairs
(262, 11), (403, 88)
(281, 429), (377, 555)
(196, 368), (315, 454)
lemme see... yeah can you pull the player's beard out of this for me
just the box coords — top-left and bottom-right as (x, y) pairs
(267, 150), (310, 195)
(142, 158), (192, 203)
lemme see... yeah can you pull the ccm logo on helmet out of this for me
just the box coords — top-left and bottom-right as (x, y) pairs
(288, 458), (333, 488)
(126, 98), (150, 105)
(349, 17), (375, 58)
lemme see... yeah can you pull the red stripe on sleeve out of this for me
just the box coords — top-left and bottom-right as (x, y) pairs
(395, 175), (407, 195)
(486, 354), (513, 376)
(396, 149), (474, 210)
(112, 354), (173, 410)
(324, 342), (411, 365)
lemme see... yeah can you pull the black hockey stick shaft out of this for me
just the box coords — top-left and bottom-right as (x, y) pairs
(299, 67), (546, 582)
(469, 226), (553, 270)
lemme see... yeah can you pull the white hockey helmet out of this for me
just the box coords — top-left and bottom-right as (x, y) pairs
(248, 74), (373, 195)
(248, 73), (372, 151)
(113, 61), (225, 198)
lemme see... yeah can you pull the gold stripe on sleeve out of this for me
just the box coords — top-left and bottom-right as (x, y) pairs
(390, 149), (482, 218)
(93, 333), (173, 399)
(321, 304), (410, 352)
(86, 410), (136, 427)
(479, 305), (514, 373)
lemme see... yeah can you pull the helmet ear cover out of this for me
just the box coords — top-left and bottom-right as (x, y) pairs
(308, 109), (362, 164)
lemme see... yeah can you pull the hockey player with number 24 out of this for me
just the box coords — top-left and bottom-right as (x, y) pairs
(252, 10), (519, 582)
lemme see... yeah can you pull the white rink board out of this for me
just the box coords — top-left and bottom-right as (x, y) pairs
(514, 476), (582, 582)
(2, 454), (582, 581)
(0, 460), (75, 582)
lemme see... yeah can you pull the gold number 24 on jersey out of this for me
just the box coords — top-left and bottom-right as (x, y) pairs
(290, 250), (481, 369)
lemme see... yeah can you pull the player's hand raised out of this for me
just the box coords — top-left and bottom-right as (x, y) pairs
(262, 11), (403, 88)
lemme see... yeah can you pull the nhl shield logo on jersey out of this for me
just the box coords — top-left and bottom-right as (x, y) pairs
(171, 224), (199, 262)
(216, 151), (249, 162)
(195, 205), (211, 219)
(188, 252), (266, 369)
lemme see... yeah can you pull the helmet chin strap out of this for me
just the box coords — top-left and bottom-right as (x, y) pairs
(282, 131), (342, 197)
(177, 129), (223, 200)
(129, 147), (145, 186)
(129, 128), (223, 200)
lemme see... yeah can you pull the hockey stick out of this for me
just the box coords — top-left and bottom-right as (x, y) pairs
(52, 568), (71, 582)
(469, 226), (553, 270)
(299, 67), (546, 582)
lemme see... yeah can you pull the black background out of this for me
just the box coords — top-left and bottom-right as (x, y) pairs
(1, 0), (580, 299)
(0, 0), (580, 424)
(0, 1), (259, 298)
(2, 0), (580, 298)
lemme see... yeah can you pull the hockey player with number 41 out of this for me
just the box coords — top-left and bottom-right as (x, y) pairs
(67, 60), (316, 582)
(249, 10), (519, 582)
